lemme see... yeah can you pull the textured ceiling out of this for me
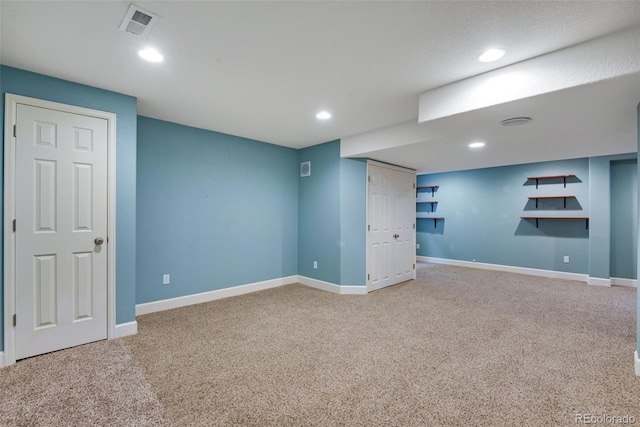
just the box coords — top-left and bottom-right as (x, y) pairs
(1, 1), (639, 171)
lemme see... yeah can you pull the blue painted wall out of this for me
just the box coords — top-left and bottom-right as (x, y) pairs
(298, 141), (342, 283)
(588, 157), (611, 279)
(339, 158), (367, 286)
(418, 155), (638, 280)
(0, 66), (138, 351)
(136, 117), (298, 303)
(610, 159), (637, 279)
(417, 158), (591, 273)
(297, 140), (366, 286)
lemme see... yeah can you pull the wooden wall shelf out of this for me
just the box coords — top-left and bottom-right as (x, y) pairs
(416, 185), (438, 197)
(520, 216), (589, 229)
(527, 174), (576, 189)
(417, 216), (444, 227)
(416, 200), (438, 212)
(528, 195), (576, 209)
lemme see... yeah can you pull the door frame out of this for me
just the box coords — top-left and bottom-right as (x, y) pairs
(366, 160), (416, 293)
(3, 94), (117, 366)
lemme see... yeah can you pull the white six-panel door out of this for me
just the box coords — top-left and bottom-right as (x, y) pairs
(368, 165), (394, 291)
(14, 104), (108, 360)
(367, 162), (416, 292)
(394, 170), (416, 284)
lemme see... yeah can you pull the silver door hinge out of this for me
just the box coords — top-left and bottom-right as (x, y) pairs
(413, 263), (416, 270)
(413, 223), (415, 229)
(413, 183), (416, 189)
(367, 274), (370, 280)
(13, 314), (16, 327)
(368, 225), (370, 231)
(13, 125), (17, 138)
(368, 176), (371, 182)
(12, 219), (16, 232)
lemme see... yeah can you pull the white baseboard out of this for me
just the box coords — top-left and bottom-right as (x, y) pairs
(635, 351), (640, 377)
(416, 256), (638, 288)
(417, 256), (589, 282)
(588, 277), (612, 287)
(296, 276), (368, 295)
(611, 277), (637, 288)
(339, 285), (368, 295)
(297, 275), (341, 293)
(0, 351), (4, 368)
(136, 276), (298, 316)
(135, 275), (367, 316)
(115, 321), (138, 338)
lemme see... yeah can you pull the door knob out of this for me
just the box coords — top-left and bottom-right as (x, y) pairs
(393, 234), (399, 239)
(94, 237), (104, 245)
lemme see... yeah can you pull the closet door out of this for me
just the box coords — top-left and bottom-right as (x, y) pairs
(367, 162), (416, 292)
(368, 164), (394, 292)
(393, 169), (416, 284)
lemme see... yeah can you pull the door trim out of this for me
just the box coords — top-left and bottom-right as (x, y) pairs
(365, 160), (416, 293)
(3, 94), (117, 366)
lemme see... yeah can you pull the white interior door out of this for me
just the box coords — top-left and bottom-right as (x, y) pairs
(367, 162), (416, 292)
(393, 170), (416, 284)
(14, 104), (108, 360)
(368, 165), (394, 291)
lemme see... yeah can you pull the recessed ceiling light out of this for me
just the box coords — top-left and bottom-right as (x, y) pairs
(316, 111), (331, 120)
(478, 48), (505, 63)
(500, 117), (532, 127)
(469, 142), (485, 148)
(138, 48), (164, 62)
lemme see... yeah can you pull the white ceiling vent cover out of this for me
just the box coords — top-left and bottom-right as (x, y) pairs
(119, 4), (160, 38)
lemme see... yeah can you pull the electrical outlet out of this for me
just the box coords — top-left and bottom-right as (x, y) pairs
(416, 243), (420, 249)
(563, 256), (569, 264)
(163, 274), (170, 285)
(313, 261), (318, 269)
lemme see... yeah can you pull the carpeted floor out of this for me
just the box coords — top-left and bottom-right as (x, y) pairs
(124, 264), (639, 426)
(2, 264), (639, 426)
(0, 339), (171, 426)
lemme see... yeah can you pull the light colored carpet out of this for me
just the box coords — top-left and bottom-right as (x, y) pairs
(123, 264), (639, 426)
(0, 338), (171, 426)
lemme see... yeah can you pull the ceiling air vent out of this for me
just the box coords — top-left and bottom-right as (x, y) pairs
(119, 4), (160, 38)
(500, 117), (532, 127)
